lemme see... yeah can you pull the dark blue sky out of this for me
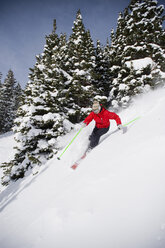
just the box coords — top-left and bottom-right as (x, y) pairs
(0, 0), (164, 87)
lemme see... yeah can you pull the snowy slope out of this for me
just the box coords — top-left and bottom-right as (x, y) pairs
(0, 132), (16, 164)
(0, 88), (165, 248)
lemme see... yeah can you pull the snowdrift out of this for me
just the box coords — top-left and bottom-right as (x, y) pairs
(0, 88), (165, 248)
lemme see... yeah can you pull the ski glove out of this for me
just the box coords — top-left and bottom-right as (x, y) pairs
(82, 122), (87, 128)
(118, 124), (123, 130)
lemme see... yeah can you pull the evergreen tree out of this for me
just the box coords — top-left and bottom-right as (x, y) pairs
(0, 70), (17, 133)
(64, 10), (97, 123)
(0, 72), (2, 99)
(95, 39), (111, 97)
(2, 21), (66, 184)
(57, 33), (68, 70)
(0, 72), (2, 84)
(13, 83), (23, 112)
(109, 0), (165, 109)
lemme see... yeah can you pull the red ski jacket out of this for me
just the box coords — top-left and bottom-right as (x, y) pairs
(84, 107), (121, 129)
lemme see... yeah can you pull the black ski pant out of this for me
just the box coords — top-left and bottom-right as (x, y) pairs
(89, 126), (109, 149)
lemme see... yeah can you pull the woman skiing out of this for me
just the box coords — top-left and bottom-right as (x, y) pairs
(82, 100), (123, 150)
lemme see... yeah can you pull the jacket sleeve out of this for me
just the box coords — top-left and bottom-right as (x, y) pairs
(108, 111), (122, 126)
(84, 112), (94, 126)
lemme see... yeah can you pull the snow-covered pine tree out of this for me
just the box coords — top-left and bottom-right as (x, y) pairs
(83, 29), (97, 82)
(57, 33), (68, 71)
(0, 70), (17, 133)
(13, 83), (23, 112)
(108, 12), (131, 109)
(0, 71), (2, 84)
(63, 10), (97, 123)
(109, 0), (165, 109)
(95, 39), (111, 97)
(52, 32), (74, 109)
(0, 72), (2, 98)
(2, 21), (66, 184)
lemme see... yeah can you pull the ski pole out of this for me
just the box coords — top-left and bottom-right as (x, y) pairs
(57, 127), (83, 160)
(123, 116), (141, 126)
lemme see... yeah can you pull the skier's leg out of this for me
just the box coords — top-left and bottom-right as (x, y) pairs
(88, 127), (98, 148)
(89, 126), (109, 149)
(89, 126), (97, 140)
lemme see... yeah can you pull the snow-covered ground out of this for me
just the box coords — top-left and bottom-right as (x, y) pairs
(0, 88), (165, 248)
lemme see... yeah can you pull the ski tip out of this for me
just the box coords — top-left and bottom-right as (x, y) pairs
(57, 157), (60, 160)
(71, 164), (78, 170)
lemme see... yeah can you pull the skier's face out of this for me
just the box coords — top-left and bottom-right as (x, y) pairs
(93, 109), (100, 114)
(92, 102), (101, 114)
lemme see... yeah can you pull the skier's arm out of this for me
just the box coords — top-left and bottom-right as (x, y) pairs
(108, 111), (122, 126)
(83, 112), (94, 126)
